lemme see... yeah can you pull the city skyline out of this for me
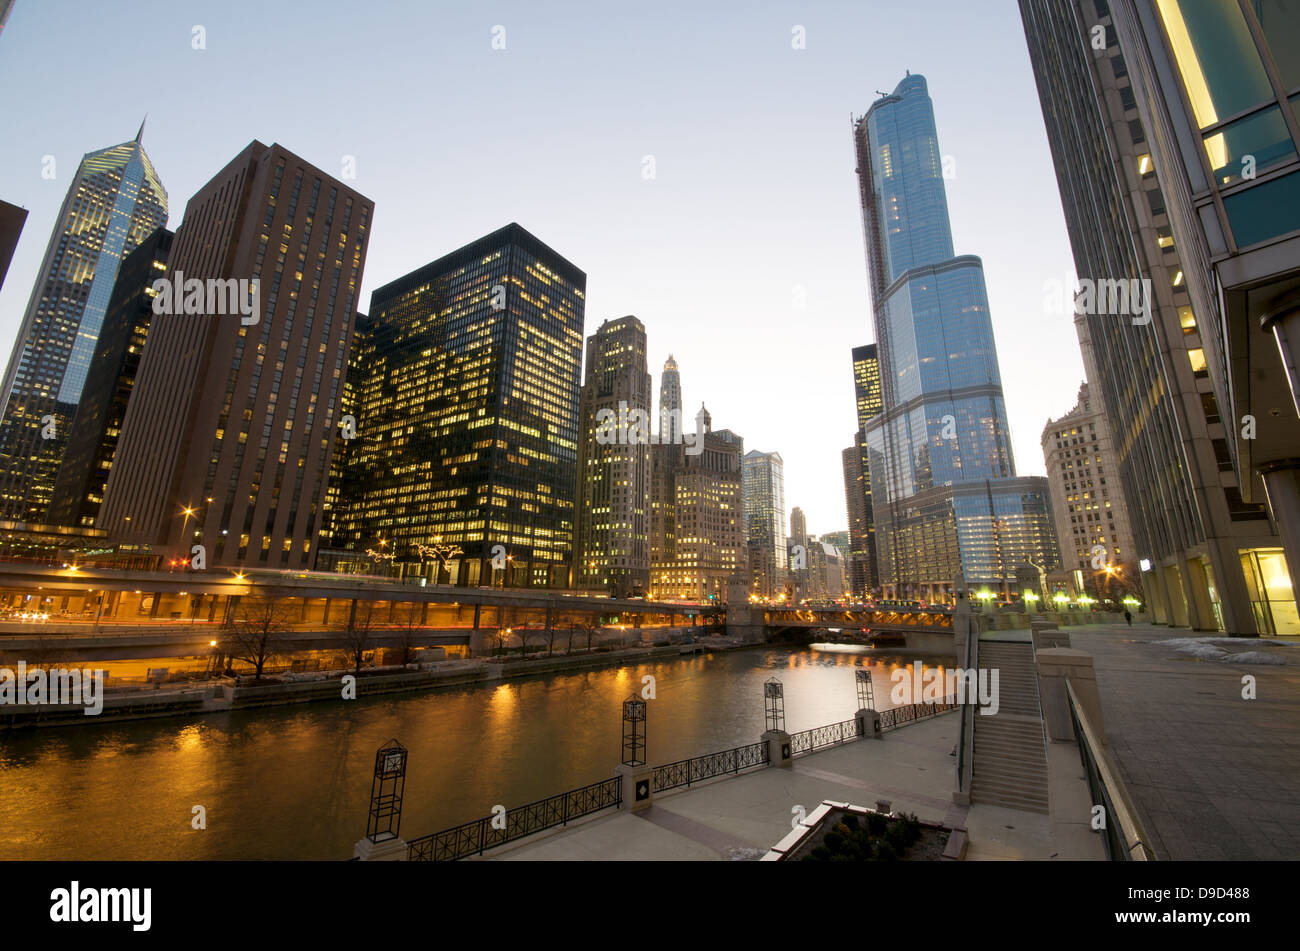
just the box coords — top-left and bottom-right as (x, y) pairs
(0, 0), (1083, 534)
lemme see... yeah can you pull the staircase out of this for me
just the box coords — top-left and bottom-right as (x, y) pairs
(970, 641), (1049, 814)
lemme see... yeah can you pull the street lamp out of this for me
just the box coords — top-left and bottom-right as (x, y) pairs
(1053, 591), (1069, 611)
(1023, 590), (1039, 614)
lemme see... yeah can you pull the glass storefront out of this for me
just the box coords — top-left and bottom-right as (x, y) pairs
(1240, 548), (1300, 634)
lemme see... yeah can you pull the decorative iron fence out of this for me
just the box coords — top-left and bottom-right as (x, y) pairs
(652, 741), (769, 793)
(879, 696), (957, 731)
(406, 775), (622, 861)
(789, 718), (861, 756)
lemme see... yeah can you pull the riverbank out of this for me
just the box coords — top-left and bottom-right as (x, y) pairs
(0, 637), (755, 730)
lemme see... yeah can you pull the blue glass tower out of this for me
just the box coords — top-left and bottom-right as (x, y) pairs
(0, 125), (167, 522)
(855, 74), (1058, 599)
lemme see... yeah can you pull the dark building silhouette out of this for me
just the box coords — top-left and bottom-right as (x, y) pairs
(49, 227), (173, 527)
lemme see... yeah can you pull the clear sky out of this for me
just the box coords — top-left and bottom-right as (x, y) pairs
(0, 0), (1082, 537)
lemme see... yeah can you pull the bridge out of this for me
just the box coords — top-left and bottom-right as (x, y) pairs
(0, 562), (717, 660)
(757, 606), (956, 653)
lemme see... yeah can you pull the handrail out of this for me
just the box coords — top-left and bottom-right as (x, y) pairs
(955, 610), (978, 795)
(1066, 680), (1154, 861)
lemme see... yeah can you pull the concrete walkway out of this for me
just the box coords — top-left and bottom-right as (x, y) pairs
(1064, 623), (1300, 860)
(485, 713), (1104, 861)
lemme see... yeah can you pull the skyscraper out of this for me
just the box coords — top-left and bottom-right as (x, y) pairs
(48, 227), (173, 528)
(842, 437), (869, 598)
(743, 449), (786, 600)
(0, 126), (167, 522)
(98, 142), (372, 570)
(854, 74), (1060, 600)
(328, 223), (584, 587)
(848, 343), (884, 593)
(574, 315), (651, 596)
(789, 506), (807, 548)
(649, 404), (743, 603)
(659, 353), (682, 441)
(1019, 0), (1296, 633)
(1041, 378), (1140, 599)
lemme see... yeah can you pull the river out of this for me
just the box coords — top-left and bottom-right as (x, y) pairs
(0, 644), (950, 859)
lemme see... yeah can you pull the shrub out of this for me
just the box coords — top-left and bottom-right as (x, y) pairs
(823, 831), (844, 852)
(866, 812), (888, 837)
(841, 814), (860, 832)
(874, 840), (899, 861)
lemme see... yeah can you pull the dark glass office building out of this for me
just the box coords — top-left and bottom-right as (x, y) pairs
(48, 227), (173, 528)
(328, 223), (585, 588)
(855, 74), (1060, 599)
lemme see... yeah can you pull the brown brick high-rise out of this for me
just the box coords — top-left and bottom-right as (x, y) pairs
(98, 142), (373, 568)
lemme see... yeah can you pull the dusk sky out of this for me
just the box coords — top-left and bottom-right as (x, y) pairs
(0, 0), (1083, 535)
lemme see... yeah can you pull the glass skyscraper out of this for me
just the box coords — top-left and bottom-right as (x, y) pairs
(0, 127), (167, 521)
(742, 449), (787, 600)
(328, 223), (585, 588)
(855, 74), (1059, 599)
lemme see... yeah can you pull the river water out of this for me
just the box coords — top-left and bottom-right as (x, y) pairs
(0, 644), (949, 860)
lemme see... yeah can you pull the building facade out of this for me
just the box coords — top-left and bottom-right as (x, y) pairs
(1041, 376), (1141, 601)
(1019, 0), (1296, 633)
(574, 315), (651, 597)
(48, 227), (173, 528)
(742, 449), (786, 600)
(327, 223), (584, 588)
(845, 343), (884, 594)
(649, 407), (743, 603)
(0, 127), (167, 522)
(98, 142), (372, 570)
(854, 74), (1060, 601)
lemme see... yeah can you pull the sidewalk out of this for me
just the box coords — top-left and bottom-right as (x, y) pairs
(484, 713), (1104, 861)
(1064, 623), (1300, 860)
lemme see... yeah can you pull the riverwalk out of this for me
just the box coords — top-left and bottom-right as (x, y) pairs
(480, 711), (1105, 861)
(1064, 623), (1300, 861)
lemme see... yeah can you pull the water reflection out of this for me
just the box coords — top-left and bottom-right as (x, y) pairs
(0, 644), (948, 860)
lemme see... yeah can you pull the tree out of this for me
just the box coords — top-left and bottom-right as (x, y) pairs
(392, 602), (425, 666)
(343, 599), (380, 674)
(224, 588), (294, 680)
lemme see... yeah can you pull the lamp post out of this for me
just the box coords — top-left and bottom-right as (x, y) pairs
(1023, 590), (1039, 615)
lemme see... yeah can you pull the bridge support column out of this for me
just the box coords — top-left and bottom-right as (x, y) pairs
(763, 729), (793, 768)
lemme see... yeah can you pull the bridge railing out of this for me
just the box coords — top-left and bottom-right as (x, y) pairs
(652, 741), (769, 793)
(406, 775), (623, 861)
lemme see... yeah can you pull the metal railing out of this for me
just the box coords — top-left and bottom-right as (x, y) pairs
(1067, 681), (1153, 861)
(955, 612), (979, 796)
(879, 698), (958, 732)
(406, 775), (622, 861)
(652, 741), (768, 792)
(789, 718), (861, 756)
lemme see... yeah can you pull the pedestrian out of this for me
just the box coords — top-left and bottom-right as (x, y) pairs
(1124, 608), (1132, 626)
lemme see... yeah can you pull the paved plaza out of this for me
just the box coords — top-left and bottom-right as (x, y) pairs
(486, 712), (1103, 861)
(1066, 623), (1300, 861)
